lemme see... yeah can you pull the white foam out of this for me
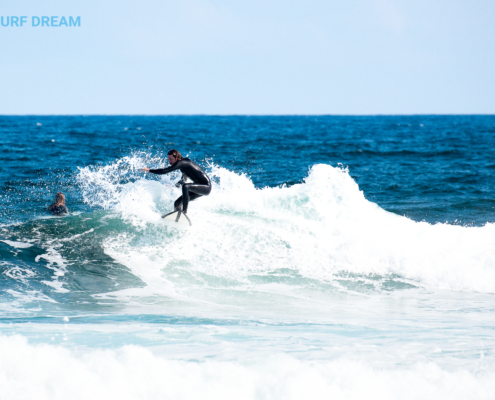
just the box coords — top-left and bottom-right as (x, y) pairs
(1, 262), (37, 282)
(78, 159), (495, 294)
(0, 334), (494, 400)
(58, 228), (95, 243)
(35, 247), (70, 293)
(1, 240), (33, 249)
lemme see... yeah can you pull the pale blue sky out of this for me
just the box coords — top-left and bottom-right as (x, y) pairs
(1, 0), (494, 114)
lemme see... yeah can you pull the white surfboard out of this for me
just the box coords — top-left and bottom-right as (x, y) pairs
(161, 210), (192, 226)
(37, 211), (83, 220)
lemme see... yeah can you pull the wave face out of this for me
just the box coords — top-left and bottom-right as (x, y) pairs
(75, 158), (495, 300)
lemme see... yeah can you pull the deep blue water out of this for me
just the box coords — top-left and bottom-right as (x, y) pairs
(1, 115), (494, 226)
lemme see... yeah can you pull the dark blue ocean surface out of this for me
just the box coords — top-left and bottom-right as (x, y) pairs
(1, 115), (494, 226)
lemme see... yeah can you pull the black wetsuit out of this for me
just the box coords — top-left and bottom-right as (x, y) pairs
(149, 158), (211, 213)
(49, 205), (69, 215)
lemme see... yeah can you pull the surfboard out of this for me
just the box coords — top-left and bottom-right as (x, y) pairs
(161, 210), (192, 226)
(37, 211), (82, 220)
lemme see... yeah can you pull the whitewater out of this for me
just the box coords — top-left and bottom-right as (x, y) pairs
(78, 157), (495, 295)
(1, 115), (495, 399)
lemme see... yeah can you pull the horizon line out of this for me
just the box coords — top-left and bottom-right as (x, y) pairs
(1, 113), (494, 117)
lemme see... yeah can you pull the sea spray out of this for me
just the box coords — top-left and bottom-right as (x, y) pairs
(76, 157), (495, 295)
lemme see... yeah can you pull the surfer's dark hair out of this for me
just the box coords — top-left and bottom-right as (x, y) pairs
(49, 192), (65, 210)
(168, 149), (183, 161)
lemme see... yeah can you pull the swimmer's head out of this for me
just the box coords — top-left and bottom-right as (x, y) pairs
(49, 192), (66, 211)
(167, 149), (183, 165)
(54, 192), (66, 206)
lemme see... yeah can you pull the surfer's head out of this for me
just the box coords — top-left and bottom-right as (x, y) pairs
(167, 149), (183, 165)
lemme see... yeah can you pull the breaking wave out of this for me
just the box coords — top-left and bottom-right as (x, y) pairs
(75, 156), (495, 295)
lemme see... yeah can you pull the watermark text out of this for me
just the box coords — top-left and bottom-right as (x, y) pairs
(1, 16), (81, 27)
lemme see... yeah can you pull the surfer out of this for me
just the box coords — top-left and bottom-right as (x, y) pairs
(142, 150), (211, 214)
(48, 192), (70, 215)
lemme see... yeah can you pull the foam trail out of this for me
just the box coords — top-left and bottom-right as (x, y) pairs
(35, 247), (69, 293)
(1, 240), (33, 249)
(77, 159), (495, 294)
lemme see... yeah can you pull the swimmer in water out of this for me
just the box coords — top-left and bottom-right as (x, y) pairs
(142, 149), (211, 214)
(48, 192), (69, 215)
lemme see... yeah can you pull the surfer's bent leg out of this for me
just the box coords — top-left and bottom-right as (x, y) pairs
(174, 193), (202, 211)
(182, 183), (211, 213)
(174, 196), (183, 211)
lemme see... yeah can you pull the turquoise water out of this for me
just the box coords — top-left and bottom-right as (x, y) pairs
(1, 116), (495, 398)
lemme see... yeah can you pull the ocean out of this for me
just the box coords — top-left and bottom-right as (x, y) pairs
(1, 115), (495, 399)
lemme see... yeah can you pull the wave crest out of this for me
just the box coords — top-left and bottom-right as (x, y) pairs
(77, 157), (495, 294)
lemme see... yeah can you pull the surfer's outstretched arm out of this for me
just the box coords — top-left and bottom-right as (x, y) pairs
(141, 150), (183, 175)
(141, 164), (179, 175)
